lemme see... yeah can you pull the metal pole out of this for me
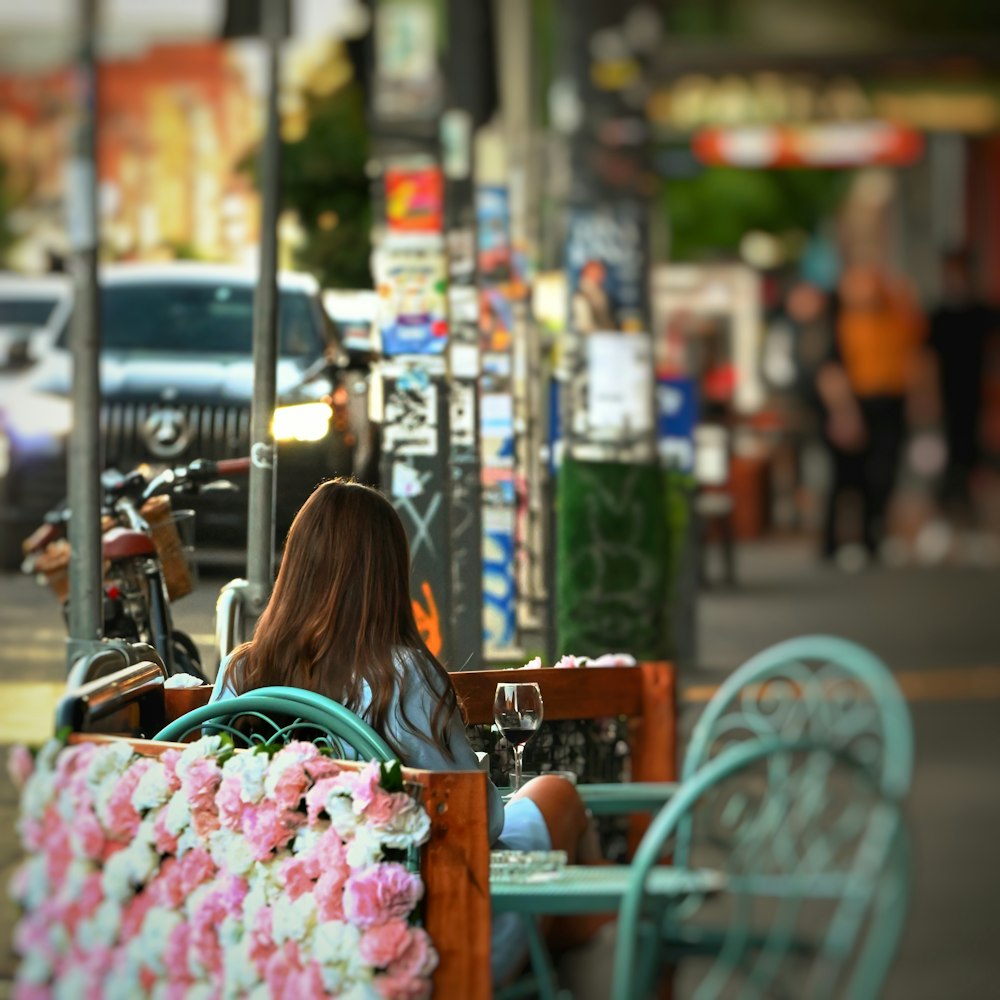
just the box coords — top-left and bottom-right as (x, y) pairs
(245, 0), (284, 613)
(66, 0), (104, 669)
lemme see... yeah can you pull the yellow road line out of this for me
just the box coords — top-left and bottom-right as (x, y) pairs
(683, 666), (1000, 704)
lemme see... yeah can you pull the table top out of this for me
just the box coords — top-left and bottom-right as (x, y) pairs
(490, 864), (726, 915)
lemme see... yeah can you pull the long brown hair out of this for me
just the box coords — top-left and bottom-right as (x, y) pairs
(228, 478), (458, 758)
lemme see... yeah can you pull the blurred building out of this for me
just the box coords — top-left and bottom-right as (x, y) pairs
(0, 42), (261, 271)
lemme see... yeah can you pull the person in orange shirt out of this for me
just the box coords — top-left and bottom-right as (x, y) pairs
(817, 265), (928, 562)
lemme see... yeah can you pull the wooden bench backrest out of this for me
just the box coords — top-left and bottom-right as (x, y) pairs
(451, 662), (678, 852)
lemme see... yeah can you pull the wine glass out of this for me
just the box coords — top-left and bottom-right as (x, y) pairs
(494, 682), (544, 790)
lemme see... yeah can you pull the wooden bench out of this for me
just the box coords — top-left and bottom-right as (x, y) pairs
(451, 662), (678, 853)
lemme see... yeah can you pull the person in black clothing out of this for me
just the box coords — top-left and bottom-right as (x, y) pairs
(930, 251), (999, 522)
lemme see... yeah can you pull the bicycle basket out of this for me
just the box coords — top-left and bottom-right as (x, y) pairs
(140, 495), (195, 601)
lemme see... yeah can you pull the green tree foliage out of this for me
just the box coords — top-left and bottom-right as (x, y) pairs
(280, 79), (372, 290)
(663, 166), (848, 261)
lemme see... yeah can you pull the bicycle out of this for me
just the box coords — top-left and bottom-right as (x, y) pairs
(22, 457), (249, 684)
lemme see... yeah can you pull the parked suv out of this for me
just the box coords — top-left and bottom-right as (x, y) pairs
(0, 263), (364, 568)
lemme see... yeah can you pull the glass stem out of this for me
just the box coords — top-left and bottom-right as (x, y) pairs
(513, 744), (523, 790)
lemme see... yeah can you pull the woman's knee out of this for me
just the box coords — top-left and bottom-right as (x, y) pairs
(511, 774), (588, 851)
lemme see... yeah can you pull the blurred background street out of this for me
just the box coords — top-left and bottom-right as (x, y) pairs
(2, 0), (1000, 995)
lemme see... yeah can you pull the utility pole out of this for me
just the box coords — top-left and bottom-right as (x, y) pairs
(244, 0), (287, 613)
(371, 0), (454, 665)
(65, 0), (104, 669)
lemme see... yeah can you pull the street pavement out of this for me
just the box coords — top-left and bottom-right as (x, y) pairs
(1, 542), (998, 997)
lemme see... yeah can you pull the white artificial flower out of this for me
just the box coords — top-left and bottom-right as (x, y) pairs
(222, 935), (260, 998)
(86, 741), (134, 791)
(272, 892), (318, 946)
(185, 982), (216, 1000)
(292, 824), (323, 856)
(326, 795), (361, 839)
(20, 769), (56, 822)
(221, 751), (270, 804)
(377, 801), (432, 850)
(241, 881), (269, 926)
(11, 855), (49, 909)
(131, 763), (172, 812)
(312, 920), (364, 982)
(53, 967), (90, 1000)
(208, 827), (255, 877)
(163, 789), (192, 837)
(77, 898), (122, 950)
(176, 824), (203, 857)
(35, 737), (62, 774)
(139, 907), (183, 975)
(346, 827), (383, 870)
(101, 838), (158, 901)
(249, 858), (285, 902)
(62, 858), (93, 898)
(340, 983), (382, 1000)
(263, 745), (312, 799)
(177, 735), (223, 774)
(17, 947), (53, 985)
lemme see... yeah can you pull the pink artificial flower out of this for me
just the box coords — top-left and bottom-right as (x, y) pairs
(286, 961), (328, 1000)
(7, 745), (34, 788)
(387, 926), (437, 979)
(105, 758), (152, 839)
(164, 921), (193, 982)
(343, 863), (423, 929)
(159, 749), (183, 791)
(554, 654), (586, 669)
(43, 822), (74, 885)
(373, 972), (433, 1000)
(242, 800), (305, 860)
(149, 858), (185, 908)
(179, 848), (219, 896)
(313, 867), (348, 923)
(189, 891), (227, 977)
(280, 855), (319, 901)
(216, 775), (245, 830)
(303, 754), (341, 783)
(304, 776), (341, 822)
(139, 966), (157, 992)
(350, 762), (409, 826)
(63, 872), (104, 933)
(249, 905), (276, 973)
(264, 940), (302, 1000)
(120, 888), (156, 939)
(72, 807), (107, 861)
(180, 757), (222, 838)
(360, 918), (412, 968)
(12, 982), (51, 1000)
(152, 809), (179, 855)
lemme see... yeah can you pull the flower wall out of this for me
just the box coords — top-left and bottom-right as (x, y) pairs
(9, 737), (437, 1000)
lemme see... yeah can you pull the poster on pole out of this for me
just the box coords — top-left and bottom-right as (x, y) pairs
(376, 245), (449, 355)
(566, 204), (645, 334)
(585, 332), (654, 440)
(476, 185), (513, 286)
(385, 165), (444, 235)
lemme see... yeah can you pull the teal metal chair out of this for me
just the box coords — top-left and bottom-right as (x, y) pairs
(496, 737), (909, 1000)
(577, 635), (913, 817)
(153, 685), (394, 762)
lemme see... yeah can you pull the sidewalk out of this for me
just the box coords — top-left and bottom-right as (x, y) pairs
(690, 539), (1000, 1000)
(2, 542), (998, 996)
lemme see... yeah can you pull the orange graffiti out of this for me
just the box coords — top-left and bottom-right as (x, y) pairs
(412, 580), (442, 657)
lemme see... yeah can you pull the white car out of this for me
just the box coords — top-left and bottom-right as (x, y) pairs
(0, 272), (73, 371)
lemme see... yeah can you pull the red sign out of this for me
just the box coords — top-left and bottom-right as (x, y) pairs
(692, 122), (924, 169)
(385, 166), (444, 234)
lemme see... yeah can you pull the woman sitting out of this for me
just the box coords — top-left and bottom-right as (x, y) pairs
(210, 478), (602, 984)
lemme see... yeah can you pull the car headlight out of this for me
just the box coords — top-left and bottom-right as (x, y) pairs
(5, 391), (74, 438)
(272, 401), (333, 442)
